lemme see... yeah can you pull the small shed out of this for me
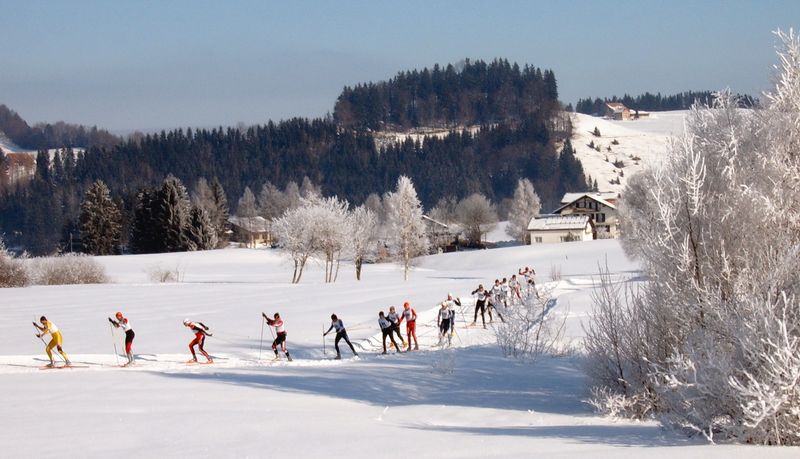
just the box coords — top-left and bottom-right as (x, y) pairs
(527, 214), (594, 244)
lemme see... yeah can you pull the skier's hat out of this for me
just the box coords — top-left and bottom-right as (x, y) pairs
(403, 302), (410, 308)
(183, 318), (190, 325)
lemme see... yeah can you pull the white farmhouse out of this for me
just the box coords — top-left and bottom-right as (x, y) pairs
(527, 214), (594, 244)
(552, 192), (619, 238)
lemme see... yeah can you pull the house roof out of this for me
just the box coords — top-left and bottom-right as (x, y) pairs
(555, 192), (618, 214)
(527, 214), (591, 231)
(605, 102), (628, 112)
(229, 215), (270, 233)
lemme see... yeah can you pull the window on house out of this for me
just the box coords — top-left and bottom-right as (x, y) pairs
(534, 237), (542, 243)
(596, 213), (606, 223)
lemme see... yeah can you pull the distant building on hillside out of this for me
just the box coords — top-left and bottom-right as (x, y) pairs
(228, 216), (271, 248)
(527, 214), (594, 243)
(605, 102), (649, 120)
(552, 192), (620, 239)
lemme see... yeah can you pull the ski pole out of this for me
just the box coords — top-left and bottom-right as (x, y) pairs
(109, 321), (120, 366)
(258, 314), (265, 361)
(322, 323), (326, 356)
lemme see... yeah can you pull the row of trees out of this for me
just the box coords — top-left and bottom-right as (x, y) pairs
(574, 90), (757, 115)
(78, 176), (229, 255)
(586, 31), (800, 444)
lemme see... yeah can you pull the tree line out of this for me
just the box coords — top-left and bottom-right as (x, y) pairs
(573, 90), (758, 115)
(0, 104), (120, 150)
(334, 58), (560, 130)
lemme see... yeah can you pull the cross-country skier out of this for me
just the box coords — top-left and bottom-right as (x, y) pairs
(397, 302), (418, 351)
(470, 284), (489, 328)
(500, 278), (510, 308)
(444, 293), (462, 337)
(509, 275), (522, 303)
(262, 312), (292, 361)
(108, 311), (135, 366)
(378, 311), (401, 354)
(437, 302), (453, 346)
(33, 316), (71, 367)
(183, 319), (213, 363)
(519, 266), (539, 298)
(387, 306), (406, 348)
(488, 279), (505, 323)
(323, 314), (358, 359)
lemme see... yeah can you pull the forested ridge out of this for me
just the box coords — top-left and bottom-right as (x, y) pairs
(0, 59), (587, 254)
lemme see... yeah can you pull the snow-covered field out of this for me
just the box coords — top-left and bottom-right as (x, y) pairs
(571, 111), (688, 195)
(2, 242), (797, 458)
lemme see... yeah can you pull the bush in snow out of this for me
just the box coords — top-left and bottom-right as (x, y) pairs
(0, 238), (29, 287)
(588, 31), (800, 444)
(495, 285), (566, 362)
(31, 254), (108, 285)
(146, 263), (184, 283)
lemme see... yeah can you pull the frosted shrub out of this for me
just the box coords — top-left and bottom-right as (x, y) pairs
(495, 286), (565, 362)
(0, 239), (29, 287)
(586, 387), (651, 419)
(146, 264), (183, 283)
(32, 254), (108, 285)
(589, 31), (800, 444)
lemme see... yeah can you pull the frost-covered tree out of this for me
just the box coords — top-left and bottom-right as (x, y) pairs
(456, 193), (497, 245)
(258, 181), (288, 222)
(307, 196), (350, 283)
(272, 204), (316, 284)
(300, 176), (322, 199)
(284, 180), (301, 210)
(237, 186), (258, 248)
(79, 179), (121, 255)
(384, 176), (429, 281)
(506, 178), (541, 244)
(588, 31), (800, 444)
(429, 196), (458, 225)
(349, 205), (377, 280)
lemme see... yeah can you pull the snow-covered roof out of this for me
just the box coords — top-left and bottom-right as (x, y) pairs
(527, 214), (591, 231)
(605, 102), (628, 113)
(560, 192), (618, 206)
(228, 215), (269, 233)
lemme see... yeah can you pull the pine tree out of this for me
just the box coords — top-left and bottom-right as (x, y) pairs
(209, 178), (229, 246)
(157, 175), (194, 252)
(130, 187), (160, 254)
(188, 206), (218, 250)
(79, 180), (121, 255)
(506, 178), (541, 244)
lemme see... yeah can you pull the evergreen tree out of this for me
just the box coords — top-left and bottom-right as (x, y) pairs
(209, 178), (229, 246)
(157, 175), (194, 252)
(130, 187), (160, 254)
(79, 179), (121, 255)
(187, 206), (218, 250)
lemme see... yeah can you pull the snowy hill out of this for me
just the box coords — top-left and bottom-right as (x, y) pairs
(571, 111), (689, 194)
(0, 131), (31, 154)
(2, 243), (795, 457)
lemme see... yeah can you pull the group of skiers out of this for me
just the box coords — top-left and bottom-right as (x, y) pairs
(469, 266), (538, 328)
(32, 269), (537, 367)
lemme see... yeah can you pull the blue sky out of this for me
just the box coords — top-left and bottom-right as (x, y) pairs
(0, 0), (797, 131)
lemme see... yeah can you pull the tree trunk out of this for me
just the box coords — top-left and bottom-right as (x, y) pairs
(355, 256), (362, 281)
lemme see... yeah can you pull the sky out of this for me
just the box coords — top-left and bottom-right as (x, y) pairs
(0, 0), (798, 132)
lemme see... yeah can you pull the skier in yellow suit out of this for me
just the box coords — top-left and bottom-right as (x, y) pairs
(33, 316), (71, 367)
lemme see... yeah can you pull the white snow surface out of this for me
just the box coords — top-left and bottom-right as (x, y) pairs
(1, 242), (797, 458)
(571, 111), (689, 196)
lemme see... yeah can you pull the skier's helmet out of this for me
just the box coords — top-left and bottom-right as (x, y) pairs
(331, 314), (338, 321)
(403, 302), (410, 309)
(115, 312), (123, 320)
(274, 313), (280, 319)
(183, 318), (190, 325)
(39, 316), (47, 323)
